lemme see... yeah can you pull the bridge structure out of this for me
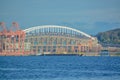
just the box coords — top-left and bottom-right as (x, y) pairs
(24, 25), (99, 55)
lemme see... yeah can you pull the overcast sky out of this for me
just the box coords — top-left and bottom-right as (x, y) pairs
(0, 0), (120, 35)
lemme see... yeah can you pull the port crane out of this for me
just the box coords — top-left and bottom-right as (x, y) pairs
(0, 22), (26, 56)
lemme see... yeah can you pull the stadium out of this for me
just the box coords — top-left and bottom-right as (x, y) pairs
(24, 25), (100, 55)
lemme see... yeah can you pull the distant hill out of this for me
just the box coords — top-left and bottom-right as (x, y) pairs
(95, 28), (120, 47)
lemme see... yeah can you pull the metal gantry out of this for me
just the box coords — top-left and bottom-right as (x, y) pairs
(0, 22), (29, 56)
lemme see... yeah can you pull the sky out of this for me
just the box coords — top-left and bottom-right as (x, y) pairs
(0, 0), (120, 35)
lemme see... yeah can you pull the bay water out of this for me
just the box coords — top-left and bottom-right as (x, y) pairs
(0, 56), (120, 80)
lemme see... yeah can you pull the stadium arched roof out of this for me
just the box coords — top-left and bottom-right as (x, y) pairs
(24, 25), (94, 39)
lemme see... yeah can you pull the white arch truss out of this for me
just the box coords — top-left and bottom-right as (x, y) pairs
(24, 25), (94, 39)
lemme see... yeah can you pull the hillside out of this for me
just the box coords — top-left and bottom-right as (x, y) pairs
(95, 28), (120, 47)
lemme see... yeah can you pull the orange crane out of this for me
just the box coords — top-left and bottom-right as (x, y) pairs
(0, 22), (7, 55)
(0, 22), (6, 32)
(0, 22), (26, 56)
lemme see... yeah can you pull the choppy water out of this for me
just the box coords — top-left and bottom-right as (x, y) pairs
(0, 56), (120, 80)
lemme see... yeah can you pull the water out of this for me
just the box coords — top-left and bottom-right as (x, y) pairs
(0, 56), (120, 80)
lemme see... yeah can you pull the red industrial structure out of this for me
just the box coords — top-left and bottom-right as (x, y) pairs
(0, 22), (28, 56)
